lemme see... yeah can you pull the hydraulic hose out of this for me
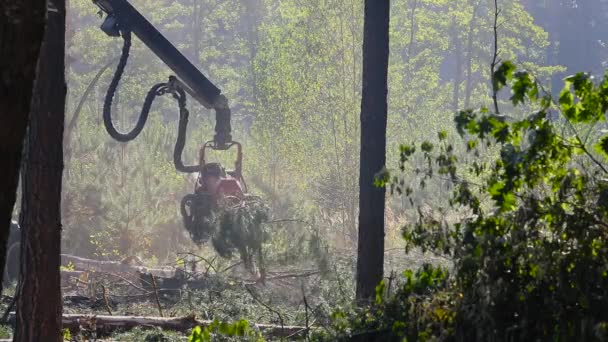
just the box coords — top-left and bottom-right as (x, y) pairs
(102, 30), (149, 142)
(103, 29), (199, 173)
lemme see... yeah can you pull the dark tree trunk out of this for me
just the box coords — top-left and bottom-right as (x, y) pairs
(0, 0), (47, 295)
(356, 0), (390, 304)
(15, 0), (65, 340)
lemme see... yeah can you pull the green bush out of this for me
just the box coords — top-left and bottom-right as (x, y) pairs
(320, 62), (608, 341)
(189, 320), (263, 342)
(317, 265), (453, 341)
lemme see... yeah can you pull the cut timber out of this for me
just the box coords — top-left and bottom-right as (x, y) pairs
(8, 313), (308, 338)
(61, 254), (177, 278)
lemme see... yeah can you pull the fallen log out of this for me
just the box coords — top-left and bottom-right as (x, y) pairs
(61, 254), (177, 278)
(7, 313), (308, 338)
(60, 254), (192, 292)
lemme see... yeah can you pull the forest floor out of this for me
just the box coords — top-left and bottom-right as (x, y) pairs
(0, 248), (448, 341)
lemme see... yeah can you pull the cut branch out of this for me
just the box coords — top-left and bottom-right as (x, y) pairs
(245, 285), (285, 335)
(150, 274), (164, 317)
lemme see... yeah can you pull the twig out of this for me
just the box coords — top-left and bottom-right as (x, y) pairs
(101, 285), (113, 316)
(150, 274), (164, 317)
(265, 219), (312, 226)
(177, 252), (219, 274)
(245, 285), (285, 339)
(64, 57), (118, 161)
(203, 256), (217, 276)
(104, 271), (149, 293)
(104, 293), (154, 299)
(266, 269), (317, 275)
(535, 80), (608, 175)
(568, 124), (608, 174)
(220, 261), (242, 273)
(286, 328), (309, 339)
(265, 271), (320, 281)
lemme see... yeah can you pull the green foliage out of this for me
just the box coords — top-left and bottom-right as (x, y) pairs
(208, 197), (270, 272)
(60, 261), (75, 272)
(0, 326), (11, 339)
(62, 328), (71, 341)
(597, 135), (608, 159)
(189, 320), (263, 342)
(493, 60), (516, 92)
(444, 63), (608, 340)
(317, 265), (453, 341)
(321, 62), (608, 341)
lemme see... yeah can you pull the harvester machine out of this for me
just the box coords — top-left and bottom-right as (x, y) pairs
(181, 141), (250, 243)
(93, 0), (252, 243)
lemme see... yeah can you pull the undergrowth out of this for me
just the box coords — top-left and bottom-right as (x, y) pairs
(312, 62), (608, 341)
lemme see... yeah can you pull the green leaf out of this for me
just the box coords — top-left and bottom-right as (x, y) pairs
(595, 135), (608, 160)
(421, 141), (434, 153)
(494, 61), (516, 91)
(189, 326), (203, 342)
(219, 322), (234, 335)
(374, 167), (391, 188)
(510, 72), (535, 105)
(438, 131), (448, 141)
(235, 320), (249, 336)
(559, 86), (574, 110)
(62, 329), (71, 341)
(501, 193), (517, 212)
(467, 140), (478, 152)
(399, 144), (416, 162)
(375, 280), (386, 304)
(567, 72), (592, 97)
(455, 110), (477, 136)
(488, 182), (505, 196)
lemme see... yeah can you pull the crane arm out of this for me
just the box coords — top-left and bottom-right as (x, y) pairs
(93, 0), (232, 147)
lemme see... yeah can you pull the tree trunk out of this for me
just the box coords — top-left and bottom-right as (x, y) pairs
(0, 0), (47, 295)
(452, 24), (462, 112)
(356, 0), (390, 304)
(15, 0), (66, 340)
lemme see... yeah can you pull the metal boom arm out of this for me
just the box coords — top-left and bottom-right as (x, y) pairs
(94, 0), (232, 147)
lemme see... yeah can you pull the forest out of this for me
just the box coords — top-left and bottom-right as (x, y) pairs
(1, 0), (608, 341)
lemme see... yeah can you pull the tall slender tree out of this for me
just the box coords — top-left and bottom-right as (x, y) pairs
(0, 0), (47, 295)
(15, 0), (66, 339)
(356, 0), (390, 303)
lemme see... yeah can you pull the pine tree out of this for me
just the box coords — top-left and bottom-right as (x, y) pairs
(356, 0), (390, 303)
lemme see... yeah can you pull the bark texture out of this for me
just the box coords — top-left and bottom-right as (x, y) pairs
(15, 0), (66, 340)
(356, 0), (390, 303)
(0, 0), (47, 295)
